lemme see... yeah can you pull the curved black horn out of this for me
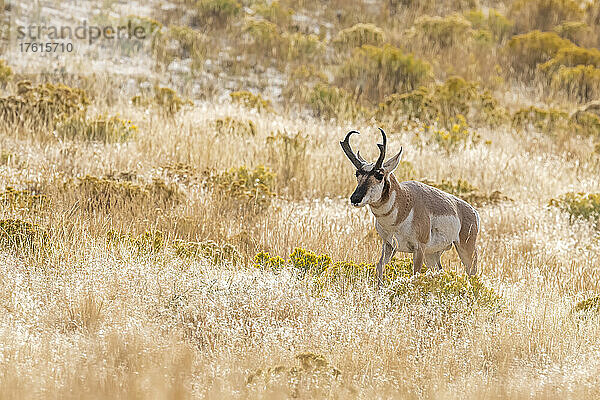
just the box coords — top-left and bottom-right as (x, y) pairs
(340, 130), (364, 169)
(373, 127), (387, 170)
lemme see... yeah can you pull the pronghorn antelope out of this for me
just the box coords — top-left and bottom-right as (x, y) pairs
(340, 128), (480, 284)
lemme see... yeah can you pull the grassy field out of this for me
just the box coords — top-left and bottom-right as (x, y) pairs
(1, 0), (600, 398)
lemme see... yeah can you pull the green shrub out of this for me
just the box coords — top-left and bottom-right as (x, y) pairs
(571, 110), (600, 138)
(194, 0), (241, 26)
(574, 295), (600, 314)
(56, 114), (137, 143)
(230, 90), (272, 112)
(413, 14), (473, 49)
(0, 60), (11, 83)
(0, 81), (89, 128)
(153, 25), (208, 69)
(173, 239), (241, 265)
(132, 86), (191, 115)
(553, 21), (593, 45)
(155, 86), (190, 114)
(337, 44), (432, 101)
(506, 31), (574, 77)
(243, 19), (323, 62)
(107, 229), (165, 255)
(243, 18), (287, 58)
(549, 192), (600, 226)
(214, 117), (257, 136)
(509, 0), (583, 33)
(540, 46), (600, 74)
(203, 165), (275, 211)
(285, 32), (324, 61)
(550, 65), (600, 102)
(76, 176), (182, 212)
(251, 0), (292, 26)
(252, 248), (500, 313)
(378, 77), (507, 129)
(464, 9), (514, 41)
(253, 251), (286, 272)
(389, 270), (501, 314)
(512, 105), (570, 134)
(0, 219), (49, 255)
(427, 115), (480, 153)
(0, 187), (47, 211)
(305, 83), (366, 121)
(332, 23), (385, 52)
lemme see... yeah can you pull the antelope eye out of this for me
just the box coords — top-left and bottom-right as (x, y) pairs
(374, 170), (384, 180)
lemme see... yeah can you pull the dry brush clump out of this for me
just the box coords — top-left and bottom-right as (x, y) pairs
(336, 44), (433, 101)
(0, 81), (89, 130)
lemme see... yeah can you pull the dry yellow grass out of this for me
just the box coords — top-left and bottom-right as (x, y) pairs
(1, 0), (600, 398)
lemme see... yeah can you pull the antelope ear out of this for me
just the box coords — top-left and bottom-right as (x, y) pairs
(382, 147), (403, 173)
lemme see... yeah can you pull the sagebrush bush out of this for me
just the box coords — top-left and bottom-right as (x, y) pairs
(413, 14), (473, 49)
(332, 23), (385, 52)
(509, 0), (583, 33)
(107, 229), (165, 255)
(506, 31), (573, 77)
(0, 218), (49, 255)
(389, 270), (501, 315)
(153, 25), (208, 69)
(539, 46), (600, 74)
(550, 65), (600, 103)
(574, 296), (600, 314)
(549, 192), (600, 227)
(571, 110), (600, 138)
(512, 105), (570, 134)
(254, 247), (413, 285)
(243, 18), (287, 58)
(305, 83), (366, 121)
(230, 90), (272, 112)
(214, 117), (257, 136)
(285, 32), (324, 61)
(464, 9), (514, 41)
(337, 44), (432, 101)
(132, 86), (190, 115)
(0, 187), (47, 211)
(428, 115), (480, 153)
(56, 114), (137, 143)
(378, 77), (507, 129)
(0, 81), (89, 128)
(173, 239), (241, 265)
(251, 0), (292, 26)
(553, 21), (593, 46)
(203, 165), (275, 211)
(253, 247), (500, 312)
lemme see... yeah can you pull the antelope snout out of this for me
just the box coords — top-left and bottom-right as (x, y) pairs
(350, 192), (365, 207)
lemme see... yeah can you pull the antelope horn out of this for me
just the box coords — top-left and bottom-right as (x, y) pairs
(340, 130), (365, 169)
(373, 127), (387, 170)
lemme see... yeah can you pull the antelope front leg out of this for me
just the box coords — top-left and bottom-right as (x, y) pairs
(376, 241), (395, 288)
(412, 245), (424, 275)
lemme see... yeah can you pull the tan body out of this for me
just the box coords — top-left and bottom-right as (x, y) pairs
(369, 175), (479, 278)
